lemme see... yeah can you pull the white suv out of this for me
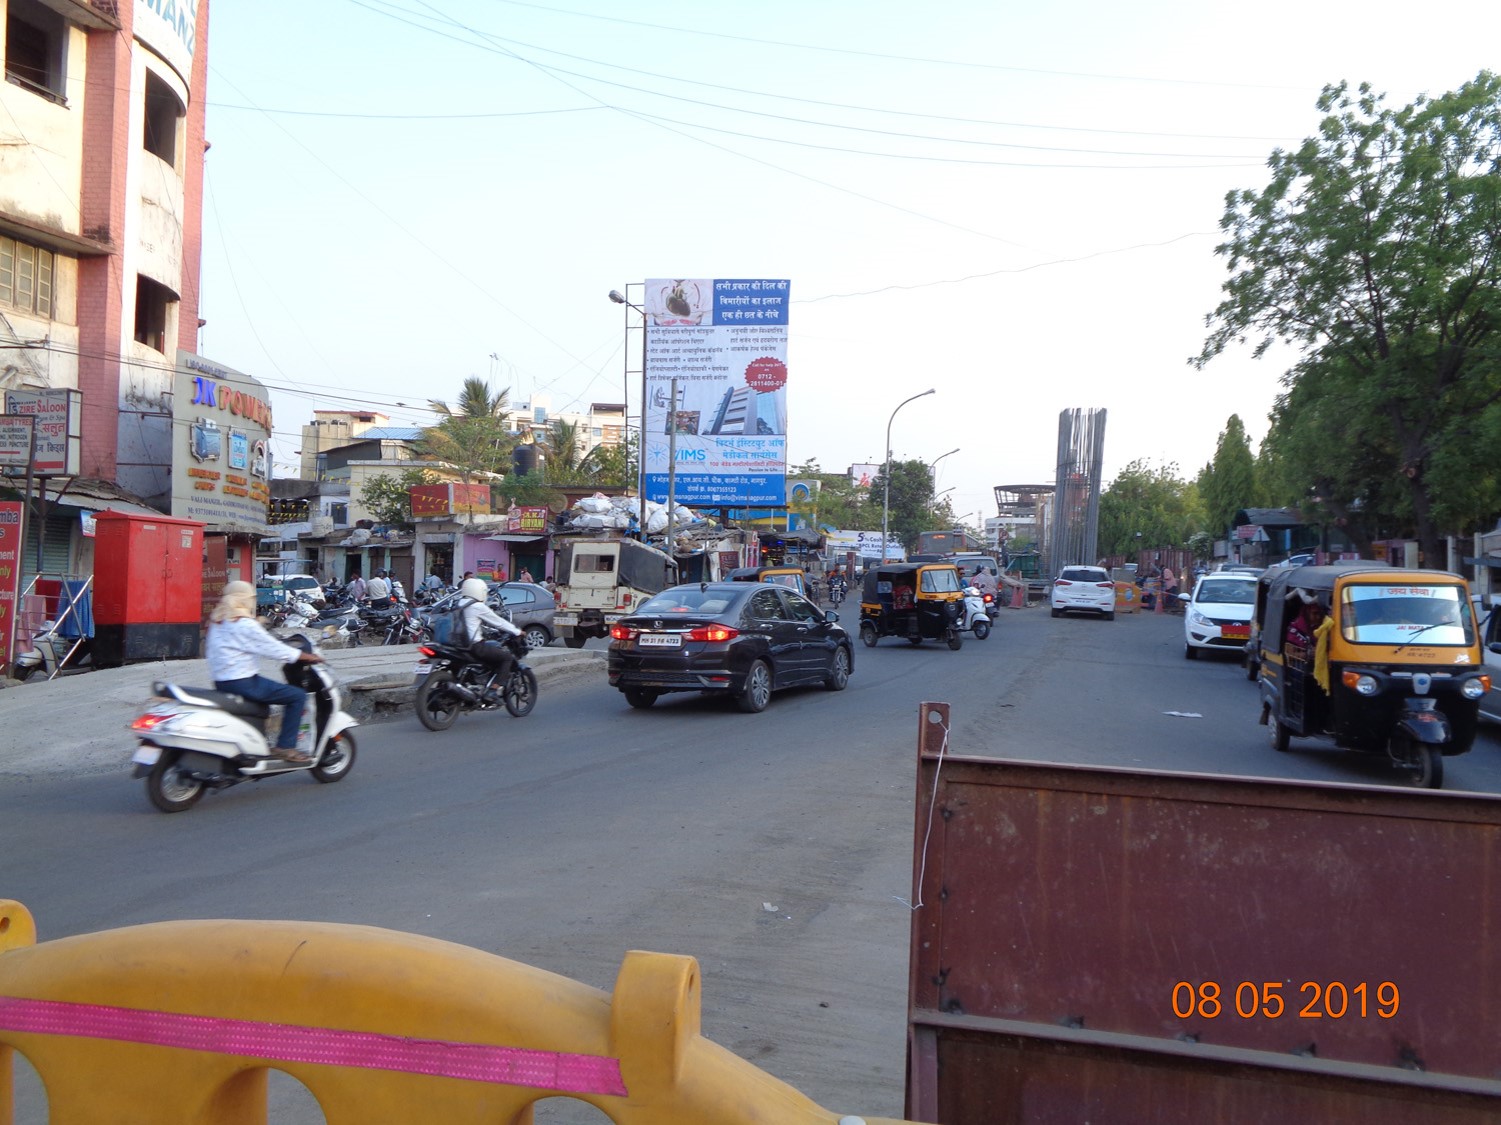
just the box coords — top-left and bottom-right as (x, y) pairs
(1050, 566), (1115, 620)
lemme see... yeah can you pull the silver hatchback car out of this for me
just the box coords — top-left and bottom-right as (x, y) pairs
(1050, 565), (1116, 620)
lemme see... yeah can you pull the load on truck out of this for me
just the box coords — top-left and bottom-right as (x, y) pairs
(552, 537), (677, 648)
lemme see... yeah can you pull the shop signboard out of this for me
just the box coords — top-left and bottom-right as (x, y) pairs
(171, 354), (272, 529)
(642, 278), (789, 507)
(0, 414), (34, 468)
(506, 505), (550, 535)
(4, 389), (81, 476)
(410, 482), (492, 518)
(0, 501), (23, 664)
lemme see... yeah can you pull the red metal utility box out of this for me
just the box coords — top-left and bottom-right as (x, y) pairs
(92, 512), (205, 667)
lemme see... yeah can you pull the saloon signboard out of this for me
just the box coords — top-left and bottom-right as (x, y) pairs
(4, 389), (81, 476)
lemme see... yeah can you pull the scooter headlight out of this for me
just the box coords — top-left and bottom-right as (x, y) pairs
(1342, 671), (1380, 696)
(1461, 676), (1488, 700)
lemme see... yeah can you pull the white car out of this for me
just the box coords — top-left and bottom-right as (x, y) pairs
(1050, 566), (1115, 620)
(1181, 573), (1258, 659)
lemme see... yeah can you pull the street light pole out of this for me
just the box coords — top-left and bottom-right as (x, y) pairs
(609, 288), (647, 537)
(882, 389), (935, 564)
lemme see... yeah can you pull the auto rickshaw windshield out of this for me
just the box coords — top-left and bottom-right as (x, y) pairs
(919, 567), (963, 594)
(1338, 583), (1475, 646)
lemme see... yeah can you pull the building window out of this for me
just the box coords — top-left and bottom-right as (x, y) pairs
(5, 1), (66, 104)
(134, 276), (174, 352)
(143, 71), (182, 165)
(0, 236), (54, 318)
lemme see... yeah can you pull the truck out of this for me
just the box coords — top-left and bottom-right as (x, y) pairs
(551, 537), (678, 647)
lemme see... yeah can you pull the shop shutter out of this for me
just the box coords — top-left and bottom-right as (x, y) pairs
(21, 510), (76, 583)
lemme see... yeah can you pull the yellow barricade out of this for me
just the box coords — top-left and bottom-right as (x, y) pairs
(0, 900), (910, 1124)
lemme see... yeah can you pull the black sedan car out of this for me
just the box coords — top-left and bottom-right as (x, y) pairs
(607, 581), (854, 712)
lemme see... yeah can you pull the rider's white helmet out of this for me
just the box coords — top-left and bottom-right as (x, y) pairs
(460, 577), (489, 602)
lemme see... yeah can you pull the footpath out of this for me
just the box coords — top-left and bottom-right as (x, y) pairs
(0, 643), (605, 780)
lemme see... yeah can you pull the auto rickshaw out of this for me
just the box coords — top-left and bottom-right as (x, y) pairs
(1253, 563), (1490, 788)
(858, 562), (965, 649)
(725, 566), (808, 598)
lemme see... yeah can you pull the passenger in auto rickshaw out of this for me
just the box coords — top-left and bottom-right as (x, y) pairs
(1283, 590), (1331, 727)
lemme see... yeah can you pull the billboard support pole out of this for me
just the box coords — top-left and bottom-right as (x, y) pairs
(22, 422), (39, 573)
(665, 377), (678, 556)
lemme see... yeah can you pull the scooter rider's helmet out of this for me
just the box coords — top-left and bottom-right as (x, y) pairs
(461, 577), (489, 602)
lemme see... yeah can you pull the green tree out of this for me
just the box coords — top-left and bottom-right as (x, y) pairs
(359, 467), (439, 527)
(1198, 415), (1259, 537)
(872, 458), (935, 554)
(1097, 459), (1204, 558)
(420, 377), (516, 483)
(578, 431), (636, 489)
(785, 458), (872, 531)
(1196, 72), (1501, 562)
(538, 419), (586, 485)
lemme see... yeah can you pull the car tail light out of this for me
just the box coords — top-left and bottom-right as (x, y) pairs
(1054, 579), (1071, 586)
(684, 624), (738, 642)
(610, 624), (637, 641)
(1096, 581), (1115, 589)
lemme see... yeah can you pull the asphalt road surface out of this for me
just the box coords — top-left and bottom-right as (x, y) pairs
(5, 604), (1499, 1122)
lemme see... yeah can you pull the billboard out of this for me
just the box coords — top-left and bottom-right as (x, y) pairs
(409, 482), (492, 519)
(642, 278), (789, 507)
(171, 353), (272, 529)
(0, 502), (21, 664)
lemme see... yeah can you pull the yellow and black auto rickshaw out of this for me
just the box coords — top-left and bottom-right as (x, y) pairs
(1254, 563), (1489, 788)
(858, 562), (965, 650)
(725, 566), (808, 598)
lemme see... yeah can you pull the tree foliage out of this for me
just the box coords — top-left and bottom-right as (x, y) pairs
(872, 458), (936, 553)
(1197, 72), (1501, 560)
(786, 459), (873, 531)
(359, 467), (439, 527)
(1097, 460), (1205, 558)
(1197, 415), (1259, 537)
(420, 377), (516, 482)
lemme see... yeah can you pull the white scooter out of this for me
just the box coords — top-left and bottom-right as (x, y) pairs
(128, 635), (358, 813)
(961, 587), (992, 640)
(11, 619), (93, 681)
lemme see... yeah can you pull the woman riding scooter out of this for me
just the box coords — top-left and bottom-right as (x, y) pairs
(457, 577), (524, 697)
(205, 581), (324, 763)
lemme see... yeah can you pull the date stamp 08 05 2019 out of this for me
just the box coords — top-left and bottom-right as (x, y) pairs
(1172, 981), (1400, 1021)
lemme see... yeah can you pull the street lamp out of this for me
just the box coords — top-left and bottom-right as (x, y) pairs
(609, 288), (648, 536)
(882, 389), (936, 564)
(930, 448), (959, 491)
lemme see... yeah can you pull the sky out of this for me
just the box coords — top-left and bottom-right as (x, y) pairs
(196, 0), (1501, 527)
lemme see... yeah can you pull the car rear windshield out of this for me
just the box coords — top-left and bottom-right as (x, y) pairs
(637, 588), (741, 615)
(1060, 568), (1108, 582)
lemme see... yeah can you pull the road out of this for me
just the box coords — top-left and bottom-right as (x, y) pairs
(4, 605), (1499, 1121)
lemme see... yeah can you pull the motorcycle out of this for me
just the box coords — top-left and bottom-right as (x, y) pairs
(413, 633), (538, 730)
(11, 619), (93, 681)
(127, 635), (357, 813)
(961, 586), (992, 639)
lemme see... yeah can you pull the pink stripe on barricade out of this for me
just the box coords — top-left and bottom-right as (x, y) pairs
(0, 996), (627, 1096)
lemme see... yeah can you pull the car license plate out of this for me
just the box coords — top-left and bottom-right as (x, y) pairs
(1222, 624), (1250, 639)
(413, 661), (432, 676)
(638, 633), (682, 648)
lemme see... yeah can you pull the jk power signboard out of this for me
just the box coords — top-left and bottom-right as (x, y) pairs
(642, 278), (788, 507)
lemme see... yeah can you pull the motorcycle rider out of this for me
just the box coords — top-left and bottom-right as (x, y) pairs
(205, 581), (323, 763)
(457, 576), (524, 699)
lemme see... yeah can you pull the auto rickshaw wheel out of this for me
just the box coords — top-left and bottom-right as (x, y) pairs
(946, 626), (962, 651)
(860, 622), (878, 648)
(1269, 719), (1290, 753)
(1396, 737), (1444, 790)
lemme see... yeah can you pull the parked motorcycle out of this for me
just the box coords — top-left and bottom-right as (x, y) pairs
(961, 586), (993, 639)
(413, 633), (537, 730)
(127, 635), (357, 813)
(11, 619), (93, 681)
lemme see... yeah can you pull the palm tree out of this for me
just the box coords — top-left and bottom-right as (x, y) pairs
(420, 378), (515, 483)
(540, 419), (587, 484)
